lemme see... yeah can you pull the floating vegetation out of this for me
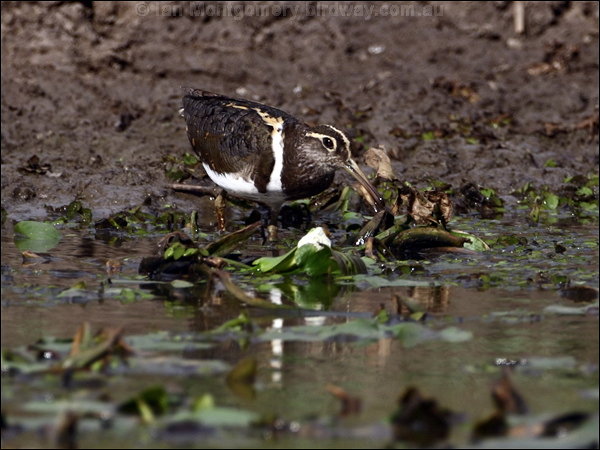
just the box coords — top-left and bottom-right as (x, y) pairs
(14, 220), (62, 252)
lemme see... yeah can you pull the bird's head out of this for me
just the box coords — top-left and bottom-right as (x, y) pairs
(302, 125), (385, 211)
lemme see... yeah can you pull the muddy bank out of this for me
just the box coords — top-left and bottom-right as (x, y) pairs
(1, 1), (598, 221)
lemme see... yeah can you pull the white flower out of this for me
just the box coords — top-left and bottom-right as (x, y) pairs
(297, 227), (331, 250)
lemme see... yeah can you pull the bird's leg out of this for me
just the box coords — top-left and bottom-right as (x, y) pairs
(300, 203), (312, 230)
(256, 204), (280, 243)
(267, 207), (279, 242)
(169, 183), (227, 231)
(214, 193), (227, 232)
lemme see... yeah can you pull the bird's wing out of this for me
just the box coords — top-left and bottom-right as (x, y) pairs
(181, 91), (299, 192)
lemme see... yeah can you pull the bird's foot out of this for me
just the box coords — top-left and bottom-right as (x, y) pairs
(266, 225), (278, 242)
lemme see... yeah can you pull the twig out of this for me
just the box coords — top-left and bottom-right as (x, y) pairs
(514, 1), (525, 35)
(170, 183), (221, 196)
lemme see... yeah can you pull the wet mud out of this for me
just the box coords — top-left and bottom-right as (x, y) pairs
(1, 1), (598, 221)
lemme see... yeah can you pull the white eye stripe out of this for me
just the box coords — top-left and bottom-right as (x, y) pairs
(323, 125), (351, 150)
(306, 132), (338, 151)
(306, 132), (335, 141)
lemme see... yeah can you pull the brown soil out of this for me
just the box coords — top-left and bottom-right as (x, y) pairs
(1, 1), (598, 221)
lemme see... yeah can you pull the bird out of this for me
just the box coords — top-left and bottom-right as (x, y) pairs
(180, 88), (384, 236)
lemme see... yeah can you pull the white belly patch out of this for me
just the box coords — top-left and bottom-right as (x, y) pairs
(203, 163), (259, 195)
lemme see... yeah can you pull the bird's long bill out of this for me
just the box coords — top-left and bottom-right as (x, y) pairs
(344, 159), (385, 212)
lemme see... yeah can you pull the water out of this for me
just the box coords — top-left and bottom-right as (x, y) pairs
(1, 216), (598, 448)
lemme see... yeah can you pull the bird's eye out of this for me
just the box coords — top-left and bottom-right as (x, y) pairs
(322, 137), (335, 151)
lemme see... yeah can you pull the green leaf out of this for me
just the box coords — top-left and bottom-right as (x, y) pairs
(56, 286), (95, 303)
(254, 228), (364, 276)
(171, 279), (194, 288)
(297, 246), (336, 277)
(331, 250), (368, 275)
(450, 230), (490, 251)
(253, 248), (297, 273)
(576, 186), (593, 197)
(293, 243), (322, 267)
(118, 288), (137, 303)
(214, 312), (252, 332)
(164, 245), (174, 259)
(118, 386), (169, 422)
(114, 287), (154, 303)
(375, 308), (390, 324)
(580, 202), (598, 211)
(182, 152), (199, 166)
(172, 243), (185, 260)
(14, 221), (61, 252)
(192, 394), (215, 412)
(543, 192), (559, 210)
(183, 248), (199, 257)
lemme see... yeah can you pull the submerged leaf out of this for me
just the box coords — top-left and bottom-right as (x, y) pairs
(169, 407), (259, 427)
(437, 327), (473, 343)
(350, 275), (435, 288)
(226, 357), (257, 400)
(226, 357), (257, 385)
(255, 318), (471, 346)
(543, 303), (598, 315)
(14, 221), (61, 252)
